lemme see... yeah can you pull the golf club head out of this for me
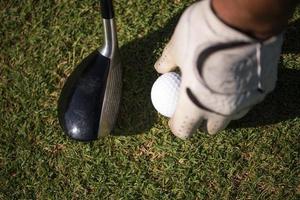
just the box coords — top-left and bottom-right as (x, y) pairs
(58, 0), (121, 141)
(58, 49), (122, 141)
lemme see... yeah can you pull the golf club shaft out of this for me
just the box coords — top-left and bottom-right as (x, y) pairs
(100, 0), (118, 59)
(101, 0), (114, 19)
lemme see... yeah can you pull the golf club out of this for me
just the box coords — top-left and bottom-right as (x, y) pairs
(58, 0), (122, 141)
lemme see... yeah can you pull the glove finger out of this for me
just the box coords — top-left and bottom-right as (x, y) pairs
(154, 43), (177, 74)
(206, 115), (231, 135)
(169, 85), (204, 139)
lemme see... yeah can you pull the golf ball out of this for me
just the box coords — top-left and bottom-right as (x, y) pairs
(151, 72), (181, 117)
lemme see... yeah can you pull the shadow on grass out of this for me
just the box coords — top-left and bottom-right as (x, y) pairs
(113, 13), (182, 136)
(230, 19), (300, 129)
(113, 15), (300, 135)
(281, 19), (300, 54)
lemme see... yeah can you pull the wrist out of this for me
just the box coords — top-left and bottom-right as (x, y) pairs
(211, 0), (291, 39)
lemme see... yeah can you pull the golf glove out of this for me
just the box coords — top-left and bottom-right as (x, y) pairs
(154, 0), (283, 139)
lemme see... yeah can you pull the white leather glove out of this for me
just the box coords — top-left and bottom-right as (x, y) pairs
(154, 0), (283, 139)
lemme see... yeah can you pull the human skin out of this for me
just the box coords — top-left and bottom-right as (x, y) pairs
(212, 0), (299, 39)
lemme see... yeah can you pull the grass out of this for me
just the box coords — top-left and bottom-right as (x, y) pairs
(0, 0), (299, 199)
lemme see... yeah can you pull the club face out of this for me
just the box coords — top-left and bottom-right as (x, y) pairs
(98, 51), (122, 137)
(58, 50), (111, 141)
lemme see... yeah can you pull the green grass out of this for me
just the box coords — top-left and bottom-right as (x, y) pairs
(0, 0), (299, 199)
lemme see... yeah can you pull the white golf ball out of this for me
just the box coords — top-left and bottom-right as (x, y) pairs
(151, 72), (181, 117)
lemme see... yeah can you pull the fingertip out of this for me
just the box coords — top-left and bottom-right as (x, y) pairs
(206, 117), (231, 135)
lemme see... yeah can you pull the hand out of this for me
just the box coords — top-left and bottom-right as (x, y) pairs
(154, 0), (283, 139)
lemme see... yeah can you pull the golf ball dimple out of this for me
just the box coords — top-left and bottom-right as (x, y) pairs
(151, 72), (181, 118)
